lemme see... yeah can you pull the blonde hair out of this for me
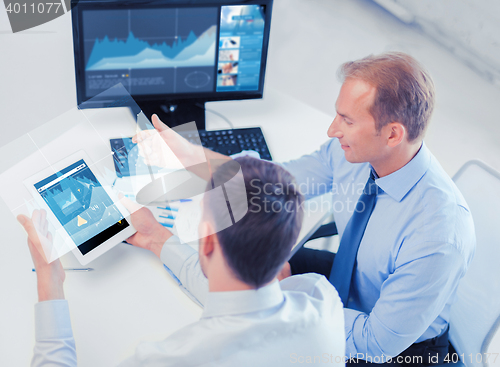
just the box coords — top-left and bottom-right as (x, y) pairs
(338, 52), (435, 142)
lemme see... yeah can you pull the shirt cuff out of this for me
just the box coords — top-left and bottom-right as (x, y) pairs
(343, 307), (365, 356)
(35, 300), (73, 341)
(160, 235), (198, 277)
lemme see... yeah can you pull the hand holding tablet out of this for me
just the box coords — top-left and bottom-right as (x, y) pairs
(120, 202), (173, 259)
(17, 209), (66, 301)
(24, 151), (137, 265)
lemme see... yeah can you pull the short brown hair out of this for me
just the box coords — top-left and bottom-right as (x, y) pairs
(204, 157), (304, 288)
(338, 52), (435, 142)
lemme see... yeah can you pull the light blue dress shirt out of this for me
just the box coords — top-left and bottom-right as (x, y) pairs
(281, 139), (476, 358)
(32, 238), (346, 366)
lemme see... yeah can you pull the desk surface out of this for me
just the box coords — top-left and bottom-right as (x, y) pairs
(0, 93), (334, 366)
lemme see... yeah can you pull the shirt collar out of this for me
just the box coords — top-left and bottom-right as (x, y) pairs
(373, 142), (430, 202)
(201, 280), (284, 318)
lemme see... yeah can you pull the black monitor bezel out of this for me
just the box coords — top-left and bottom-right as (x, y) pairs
(71, 0), (273, 107)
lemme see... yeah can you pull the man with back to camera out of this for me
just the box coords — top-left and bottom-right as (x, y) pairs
(133, 52), (476, 365)
(18, 156), (346, 366)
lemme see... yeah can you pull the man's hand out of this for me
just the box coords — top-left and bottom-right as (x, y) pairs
(17, 210), (65, 302)
(125, 206), (173, 258)
(277, 262), (292, 281)
(133, 114), (232, 181)
(133, 114), (206, 169)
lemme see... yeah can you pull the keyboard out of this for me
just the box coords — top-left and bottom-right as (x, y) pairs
(178, 127), (272, 160)
(110, 127), (272, 177)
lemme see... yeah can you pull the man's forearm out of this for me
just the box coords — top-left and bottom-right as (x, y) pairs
(36, 271), (65, 302)
(147, 226), (173, 259)
(33, 300), (77, 367)
(185, 148), (232, 182)
(160, 236), (209, 305)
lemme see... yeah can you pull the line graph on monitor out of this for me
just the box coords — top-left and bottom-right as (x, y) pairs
(86, 25), (217, 71)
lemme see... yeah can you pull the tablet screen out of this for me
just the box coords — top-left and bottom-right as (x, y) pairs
(34, 159), (129, 255)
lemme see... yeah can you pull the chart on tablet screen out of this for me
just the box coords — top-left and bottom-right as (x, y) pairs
(34, 160), (124, 246)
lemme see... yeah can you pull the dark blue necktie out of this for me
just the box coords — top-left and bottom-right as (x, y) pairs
(329, 172), (379, 306)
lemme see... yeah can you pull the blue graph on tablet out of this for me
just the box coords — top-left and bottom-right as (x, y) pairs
(34, 159), (124, 247)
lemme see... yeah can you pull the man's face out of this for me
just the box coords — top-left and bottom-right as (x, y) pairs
(327, 78), (388, 165)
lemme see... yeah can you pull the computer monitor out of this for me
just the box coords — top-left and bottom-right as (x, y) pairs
(71, 0), (273, 130)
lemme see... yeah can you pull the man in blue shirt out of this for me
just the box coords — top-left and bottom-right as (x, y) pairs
(278, 52), (475, 364)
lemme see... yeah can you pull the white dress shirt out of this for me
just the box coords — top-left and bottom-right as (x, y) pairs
(32, 236), (346, 366)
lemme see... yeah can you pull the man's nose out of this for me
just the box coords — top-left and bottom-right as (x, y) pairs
(327, 115), (342, 138)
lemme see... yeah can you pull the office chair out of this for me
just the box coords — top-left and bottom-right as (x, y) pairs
(447, 160), (500, 367)
(306, 221), (338, 242)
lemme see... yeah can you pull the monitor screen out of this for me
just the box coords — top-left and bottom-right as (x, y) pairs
(72, 0), (273, 107)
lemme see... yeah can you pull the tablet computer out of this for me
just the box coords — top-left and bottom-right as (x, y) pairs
(24, 151), (136, 265)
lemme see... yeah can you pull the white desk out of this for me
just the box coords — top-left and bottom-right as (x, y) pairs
(0, 93), (334, 367)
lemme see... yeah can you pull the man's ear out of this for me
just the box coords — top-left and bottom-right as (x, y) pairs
(199, 221), (216, 257)
(385, 122), (406, 147)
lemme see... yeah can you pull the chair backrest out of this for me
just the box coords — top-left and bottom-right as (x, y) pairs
(450, 160), (500, 367)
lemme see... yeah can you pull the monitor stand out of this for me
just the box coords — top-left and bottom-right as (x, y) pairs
(138, 101), (206, 131)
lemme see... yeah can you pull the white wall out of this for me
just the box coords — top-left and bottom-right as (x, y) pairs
(265, 0), (500, 176)
(375, 0), (500, 85)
